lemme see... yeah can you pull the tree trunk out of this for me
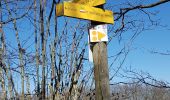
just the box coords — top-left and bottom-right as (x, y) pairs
(26, 75), (31, 99)
(34, 0), (40, 98)
(40, 0), (46, 99)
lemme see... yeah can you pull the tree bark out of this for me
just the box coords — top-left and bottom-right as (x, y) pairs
(34, 0), (40, 98)
(40, 0), (46, 99)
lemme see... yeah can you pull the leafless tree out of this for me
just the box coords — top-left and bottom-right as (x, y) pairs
(0, 0), (170, 99)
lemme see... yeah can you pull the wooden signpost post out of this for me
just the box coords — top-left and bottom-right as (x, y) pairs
(90, 22), (111, 100)
(56, 1), (114, 99)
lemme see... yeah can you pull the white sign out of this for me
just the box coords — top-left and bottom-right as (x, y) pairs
(89, 24), (108, 42)
(88, 35), (93, 62)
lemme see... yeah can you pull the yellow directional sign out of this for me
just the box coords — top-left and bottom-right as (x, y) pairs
(72, 0), (105, 6)
(56, 2), (114, 24)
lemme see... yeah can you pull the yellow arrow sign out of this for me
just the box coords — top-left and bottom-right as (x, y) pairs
(90, 30), (107, 42)
(72, 0), (105, 6)
(98, 31), (106, 40)
(56, 2), (114, 24)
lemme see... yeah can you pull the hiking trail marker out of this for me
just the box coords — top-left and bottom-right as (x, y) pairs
(89, 24), (108, 42)
(56, 2), (114, 24)
(72, 0), (106, 6)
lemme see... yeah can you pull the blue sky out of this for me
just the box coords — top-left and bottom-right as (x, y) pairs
(129, 2), (170, 82)
(107, 1), (170, 82)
